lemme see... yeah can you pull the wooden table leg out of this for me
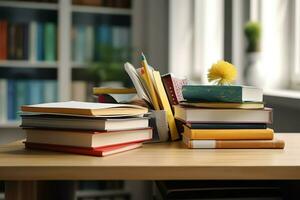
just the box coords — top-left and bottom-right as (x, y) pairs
(5, 181), (75, 200)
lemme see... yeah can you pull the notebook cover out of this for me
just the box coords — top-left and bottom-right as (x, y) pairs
(25, 141), (142, 157)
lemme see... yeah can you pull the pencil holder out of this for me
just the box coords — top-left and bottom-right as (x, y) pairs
(147, 110), (169, 142)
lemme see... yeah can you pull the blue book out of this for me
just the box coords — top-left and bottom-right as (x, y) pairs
(7, 80), (15, 120)
(96, 24), (112, 60)
(28, 80), (43, 104)
(182, 85), (263, 103)
(15, 80), (29, 120)
(36, 22), (44, 61)
(43, 80), (58, 103)
(74, 25), (86, 63)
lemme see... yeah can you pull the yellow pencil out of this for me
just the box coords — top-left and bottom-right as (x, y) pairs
(141, 53), (160, 110)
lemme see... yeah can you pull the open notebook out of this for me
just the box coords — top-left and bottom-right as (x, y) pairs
(21, 101), (148, 117)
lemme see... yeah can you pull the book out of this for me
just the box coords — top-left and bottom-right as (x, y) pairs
(44, 22), (56, 61)
(8, 24), (16, 59)
(43, 80), (58, 103)
(183, 135), (284, 149)
(21, 101), (148, 117)
(180, 102), (264, 109)
(29, 21), (37, 62)
(36, 22), (44, 61)
(22, 23), (29, 60)
(85, 25), (94, 62)
(183, 125), (274, 140)
(25, 141), (142, 157)
(74, 25), (85, 63)
(15, 24), (24, 60)
(21, 115), (149, 131)
(72, 81), (87, 101)
(182, 85), (263, 103)
(25, 128), (152, 148)
(15, 80), (29, 120)
(0, 79), (7, 122)
(185, 123), (267, 129)
(174, 105), (272, 123)
(161, 73), (187, 106)
(7, 80), (16, 120)
(0, 20), (8, 60)
(28, 80), (43, 105)
(152, 70), (179, 140)
(96, 24), (112, 60)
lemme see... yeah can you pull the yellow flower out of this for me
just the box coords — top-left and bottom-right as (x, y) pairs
(207, 60), (237, 85)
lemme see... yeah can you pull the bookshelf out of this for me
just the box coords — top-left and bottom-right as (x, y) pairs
(0, 0), (142, 128)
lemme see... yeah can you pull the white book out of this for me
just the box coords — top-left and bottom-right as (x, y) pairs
(72, 81), (87, 102)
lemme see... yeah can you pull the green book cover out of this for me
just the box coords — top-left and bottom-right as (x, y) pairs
(44, 23), (56, 61)
(182, 85), (254, 103)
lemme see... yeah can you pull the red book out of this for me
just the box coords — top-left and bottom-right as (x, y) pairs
(161, 73), (187, 107)
(25, 141), (142, 157)
(0, 20), (8, 60)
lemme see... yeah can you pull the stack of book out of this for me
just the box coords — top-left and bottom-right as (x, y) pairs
(174, 85), (285, 149)
(20, 101), (152, 156)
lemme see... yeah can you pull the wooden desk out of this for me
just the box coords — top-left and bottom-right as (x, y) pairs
(1, 133), (300, 199)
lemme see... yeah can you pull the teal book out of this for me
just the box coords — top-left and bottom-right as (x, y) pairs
(43, 80), (58, 103)
(15, 80), (29, 120)
(7, 80), (16, 120)
(74, 25), (86, 63)
(44, 23), (56, 61)
(28, 80), (43, 104)
(182, 85), (263, 103)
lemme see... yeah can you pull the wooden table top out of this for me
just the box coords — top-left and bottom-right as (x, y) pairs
(0, 133), (299, 180)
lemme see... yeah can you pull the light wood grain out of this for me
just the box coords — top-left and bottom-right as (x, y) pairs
(0, 133), (299, 180)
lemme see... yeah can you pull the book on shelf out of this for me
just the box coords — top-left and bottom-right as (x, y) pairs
(182, 125), (274, 140)
(72, 81), (87, 102)
(25, 141), (142, 157)
(24, 128), (152, 148)
(28, 80), (43, 105)
(182, 85), (263, 103)
(36, 22), (44, 61)
(44, 22), (56, 61)
(0, 20), (8, 60)
(21, 101), (148, 117)
(43, 80), (58, 103)
(21, 115), (149, 131)
(182, 135), (284, 149)
(174, 105), (272, 123)
(0, 79), (7, 122)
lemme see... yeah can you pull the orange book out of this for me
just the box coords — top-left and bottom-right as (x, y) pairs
(183, 125), (274, 140)
(183, 135), (284, 149)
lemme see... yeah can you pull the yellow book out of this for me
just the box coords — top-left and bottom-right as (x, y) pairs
(183, 125), (274, 140)
(93, 87), (137, 95)
(153, 70), (179, 141)
(180, 102), (264, 109)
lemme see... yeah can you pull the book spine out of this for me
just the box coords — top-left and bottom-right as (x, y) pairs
(8, 24), (16, 60)
(23, 24), (29, 60)
(28, 80), (43, 104)
(96, 24), (112, 60)
(0, 79), (7, 122)
(74, 25), (85, 63)
(15, 24), (23, 60)
(182, 85), (243, 102)
(185, 126), (274, 140)
(36, 22), (44, 61)
(15, 80), (29, 120)
(184, 138), (285, 149)
(188, 123), (267, 129)
(0, 21), (8, 60)
(85, 25), (94, 62)
(43, 80), (58, 103)
(29, 21), (37, 62)
(7, 80), (16, 120)
(161, 74), (179, 106)
(44, 22), (56, 61)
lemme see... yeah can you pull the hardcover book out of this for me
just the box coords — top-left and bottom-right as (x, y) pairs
(182, 85), (263, 103)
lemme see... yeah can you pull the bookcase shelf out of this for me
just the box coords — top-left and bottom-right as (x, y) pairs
(72, 5), (132, 15)
(0, 1), (58, 10)
(0, 61), (57, 68)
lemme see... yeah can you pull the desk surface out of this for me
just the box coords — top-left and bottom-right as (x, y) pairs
(0, 133), (299, 180)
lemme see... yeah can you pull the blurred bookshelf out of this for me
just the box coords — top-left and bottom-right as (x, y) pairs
(0, 0), (140, 128)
